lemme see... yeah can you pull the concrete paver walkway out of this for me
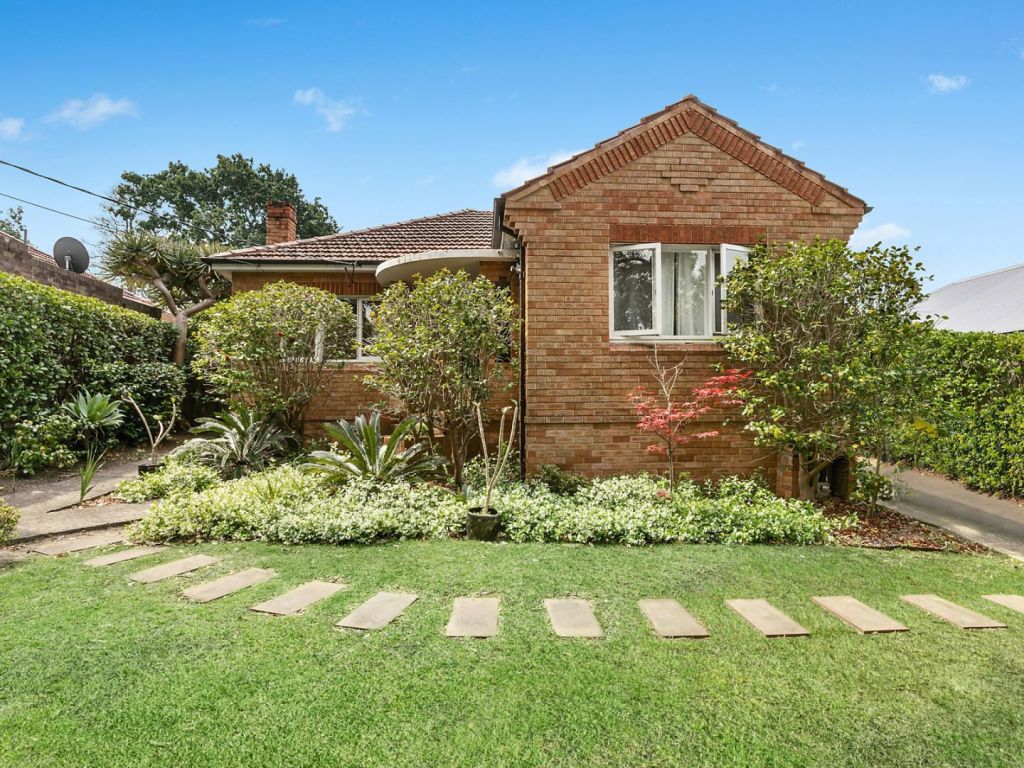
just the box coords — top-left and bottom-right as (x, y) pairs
(30, 529), (125, 556)
(131, 554), (221, 584)
(12, 502), (150, 543)
(545, 598), (603, 638)
(901, 594), (1007, 630)
(251, 581), (346, 616)
(337, 592), (418, 630)
(884, 466), (1024, 561)
(727, 599), (809, 637)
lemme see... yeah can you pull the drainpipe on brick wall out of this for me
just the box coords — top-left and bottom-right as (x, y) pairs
(516, 240), (526, 482)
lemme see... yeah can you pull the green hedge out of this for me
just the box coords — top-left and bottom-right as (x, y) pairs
(0, 272), (178, 448)
(890, 330), (1024, 496)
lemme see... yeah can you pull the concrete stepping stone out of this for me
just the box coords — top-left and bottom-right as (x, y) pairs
(30, 529), (125, 556)
(337, 591), (418, 630)
(85, 545), (166, 567)
(130, 554), (221, 584)
(726, 599), (809, 637)
(983, 594), (1024, 615)
(901, 594), (1007, 629)
(544, 598), (603, 638)
(638, 598), (709, 638)
(445, 597), (499, 638)
(183, 568), (276, 603)
(812, 596), (908, 634)
(251, 581), (346, 616)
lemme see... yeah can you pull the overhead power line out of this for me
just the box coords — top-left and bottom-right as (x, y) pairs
(0, 190), (118, 233)
(0, 158), (223, 241)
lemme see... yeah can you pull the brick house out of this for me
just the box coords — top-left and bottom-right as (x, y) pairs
(206, 96), (866, 494)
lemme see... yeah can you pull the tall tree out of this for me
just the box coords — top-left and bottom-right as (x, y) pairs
(101, 154), (337, 248)
(102, 232), (229, 364)
(0, 206), (26, 240)
(722, 239), (931, 500)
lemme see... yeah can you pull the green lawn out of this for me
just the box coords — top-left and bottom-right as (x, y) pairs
(2, 541), (1024, 767)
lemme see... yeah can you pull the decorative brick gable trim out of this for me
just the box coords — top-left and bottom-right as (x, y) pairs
(506, 96), (865, 211)
(609, 223), (766, 245)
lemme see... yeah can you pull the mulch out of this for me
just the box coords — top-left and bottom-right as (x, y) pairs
(823, 499), (988, 554)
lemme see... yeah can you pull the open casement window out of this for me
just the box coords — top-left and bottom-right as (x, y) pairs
(610, 243), (750, 340)
(329, 298), (379, 362)
(715, 244), (750, 335)
(611, 243), (660, 336)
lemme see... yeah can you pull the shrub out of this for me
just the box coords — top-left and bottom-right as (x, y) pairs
(85, 361), (186, 443)
(0, 272), (175, 451)
(183, 410), (287, 479)
(303, 412), (445, 484)
(131, 466), (465, 544)
(366, 269), (519, 485)
(115, 461), (220, 502)
(0, 499), (19, 544)
(11, 411), (80, 474)
(889, 330), (1024, 496)
(192, 281), (355, 433)
(533, 464), (588, 495)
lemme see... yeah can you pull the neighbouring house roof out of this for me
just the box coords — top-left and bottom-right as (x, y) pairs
(500, 94), (867, 211)
(205, 209), (494, 265)
(917, 263), (1024, 334)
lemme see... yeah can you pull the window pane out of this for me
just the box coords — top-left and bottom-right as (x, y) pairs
(662, 250), (707, 336)
(361, 300), (377, 353)
(612, 247), (655, 332)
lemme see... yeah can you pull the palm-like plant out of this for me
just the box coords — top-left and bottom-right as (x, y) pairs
(185, 409), (286, 479)
(61, 390), (124, 434)
(303, 411), (444, 484)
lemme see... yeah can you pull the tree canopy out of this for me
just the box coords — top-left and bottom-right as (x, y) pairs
(101, 154), (337, 248)
(722, 239), (931, 499)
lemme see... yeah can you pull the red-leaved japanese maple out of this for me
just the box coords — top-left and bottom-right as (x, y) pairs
(628, 348), (750, 491)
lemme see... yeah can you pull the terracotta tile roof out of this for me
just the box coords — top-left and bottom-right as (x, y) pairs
(501, 94), (866, 210)
(207, 208), (494, 264)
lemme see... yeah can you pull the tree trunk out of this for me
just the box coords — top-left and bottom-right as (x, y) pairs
(829, 455), (851, 501)
(172, 312), (188, 366)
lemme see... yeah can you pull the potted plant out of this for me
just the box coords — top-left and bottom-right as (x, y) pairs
(124, 393), (178, 475)
(467, 401), (517, 541)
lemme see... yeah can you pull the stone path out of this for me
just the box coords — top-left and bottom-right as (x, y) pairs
(727, 599), (810, 637)
(251, 581), (346, 616)
(639, 598), (709, 638)
(130, 554), (221, 584)
(183, 568), (276, 603)
(983, 594), (1024, 615)
(12, 502), (150, 544)
(445, 597), (499, 638)
(86, 545), (166, 567)
(812, 596), (908, 634)
(545, 598), (603, 638)
(338, 592), (419, 631)
(30, 529), (125, 556)
(2, 459), (143, 517)
(18, 536), (1024, 641)
(901, 594), (1007, 629)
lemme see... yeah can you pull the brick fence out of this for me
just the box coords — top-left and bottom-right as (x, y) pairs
(0, 233), (162, 318)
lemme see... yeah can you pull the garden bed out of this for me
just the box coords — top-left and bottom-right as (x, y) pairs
(824, 499), (987, 553)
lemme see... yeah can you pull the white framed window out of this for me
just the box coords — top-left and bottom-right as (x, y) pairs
(323, 297), (379, 362)
(609, 243), (749, 340)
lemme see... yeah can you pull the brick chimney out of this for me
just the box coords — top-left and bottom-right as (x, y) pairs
(266, 201), (297, 244)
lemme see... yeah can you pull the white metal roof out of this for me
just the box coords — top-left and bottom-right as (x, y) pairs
(917, 262), (1024, 333)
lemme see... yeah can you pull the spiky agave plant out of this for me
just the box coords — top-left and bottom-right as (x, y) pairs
(303, 411), (445, 484)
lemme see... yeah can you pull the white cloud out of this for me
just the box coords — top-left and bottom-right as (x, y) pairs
(0, 117), (24, 140)
(850, 222), (911, 249)
(492, 149), (582, 189)
(294, 88), (357, 132)
(247, 17), (286, 27)
(927, 74), (969, 94)
(790, 139), (805, 151)
(45, 94), (139, 130)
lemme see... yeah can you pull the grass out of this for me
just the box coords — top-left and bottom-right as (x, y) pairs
(2, 541), (1024, 767)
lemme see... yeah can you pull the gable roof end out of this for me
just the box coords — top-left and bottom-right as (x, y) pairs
(501, 95), (866, 211)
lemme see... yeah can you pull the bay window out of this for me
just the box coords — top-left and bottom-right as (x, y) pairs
(609, 243), (749, 339)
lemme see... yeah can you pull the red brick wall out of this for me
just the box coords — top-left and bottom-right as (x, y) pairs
(503, 115), (865, 492)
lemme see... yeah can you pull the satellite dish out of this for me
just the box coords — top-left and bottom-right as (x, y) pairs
(53, 237), (90, 273)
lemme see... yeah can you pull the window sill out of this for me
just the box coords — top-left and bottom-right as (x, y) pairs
(609, 337), (724, 352)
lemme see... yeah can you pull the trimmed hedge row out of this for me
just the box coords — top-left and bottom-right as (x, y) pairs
(890, 330), (1024, 496)
(0, 272), (179, 448)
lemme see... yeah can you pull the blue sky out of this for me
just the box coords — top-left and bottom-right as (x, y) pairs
(1, 0), (1022, 288)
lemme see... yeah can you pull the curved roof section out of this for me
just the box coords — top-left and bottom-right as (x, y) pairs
(917, 263), (1024, 333)
(206, 209), (493, 264)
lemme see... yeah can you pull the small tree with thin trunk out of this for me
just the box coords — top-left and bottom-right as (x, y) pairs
(722, 239), (931, 500)
(629, 347), (749, 491)
(366, 269), (519, 486)
(102, 231), (228, 364)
